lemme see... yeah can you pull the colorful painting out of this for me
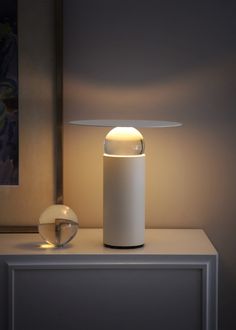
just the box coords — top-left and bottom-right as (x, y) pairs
(0, 0), (18, 185)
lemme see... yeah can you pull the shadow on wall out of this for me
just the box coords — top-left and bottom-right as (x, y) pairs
(64, 0), (236, 124)
(64, 0), (236, 85)
(64, 56), (236, 124)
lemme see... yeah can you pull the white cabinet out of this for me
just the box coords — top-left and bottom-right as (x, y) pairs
(0, 229), (218, 330)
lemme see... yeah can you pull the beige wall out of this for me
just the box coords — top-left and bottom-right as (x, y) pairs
(64, 61), (236, 230)
(0, 0), (56, 225)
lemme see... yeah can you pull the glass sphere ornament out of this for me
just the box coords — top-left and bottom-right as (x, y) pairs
(38, 204), (79, 247)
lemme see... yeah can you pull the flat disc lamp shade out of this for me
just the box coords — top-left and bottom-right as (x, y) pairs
(69, 120), (182, 248)
(70, 119), (181, 128)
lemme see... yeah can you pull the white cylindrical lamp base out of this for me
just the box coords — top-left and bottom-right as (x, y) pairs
(103, 154), (145, 248)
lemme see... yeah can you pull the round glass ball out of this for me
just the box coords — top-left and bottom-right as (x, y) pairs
(38, 204), (78, 247)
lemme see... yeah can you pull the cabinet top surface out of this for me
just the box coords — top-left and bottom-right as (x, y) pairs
(0, 229), (217, 256)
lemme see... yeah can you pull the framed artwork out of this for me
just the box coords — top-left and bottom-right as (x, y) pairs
(0, 0), (18, 185)
(0, 1), (61, 232)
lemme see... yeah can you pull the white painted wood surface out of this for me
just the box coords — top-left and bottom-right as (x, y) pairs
(0, 229), (217, 255)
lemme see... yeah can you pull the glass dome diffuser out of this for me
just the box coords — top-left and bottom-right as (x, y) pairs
(104, 127), (144, 155)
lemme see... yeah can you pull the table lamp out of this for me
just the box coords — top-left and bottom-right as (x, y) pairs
(70, 120), (181, 248)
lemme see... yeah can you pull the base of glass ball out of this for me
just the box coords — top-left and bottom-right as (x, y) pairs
(39, 219), (78, 247)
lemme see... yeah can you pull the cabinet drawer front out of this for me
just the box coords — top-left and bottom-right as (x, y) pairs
(8, 261), (205, 330)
